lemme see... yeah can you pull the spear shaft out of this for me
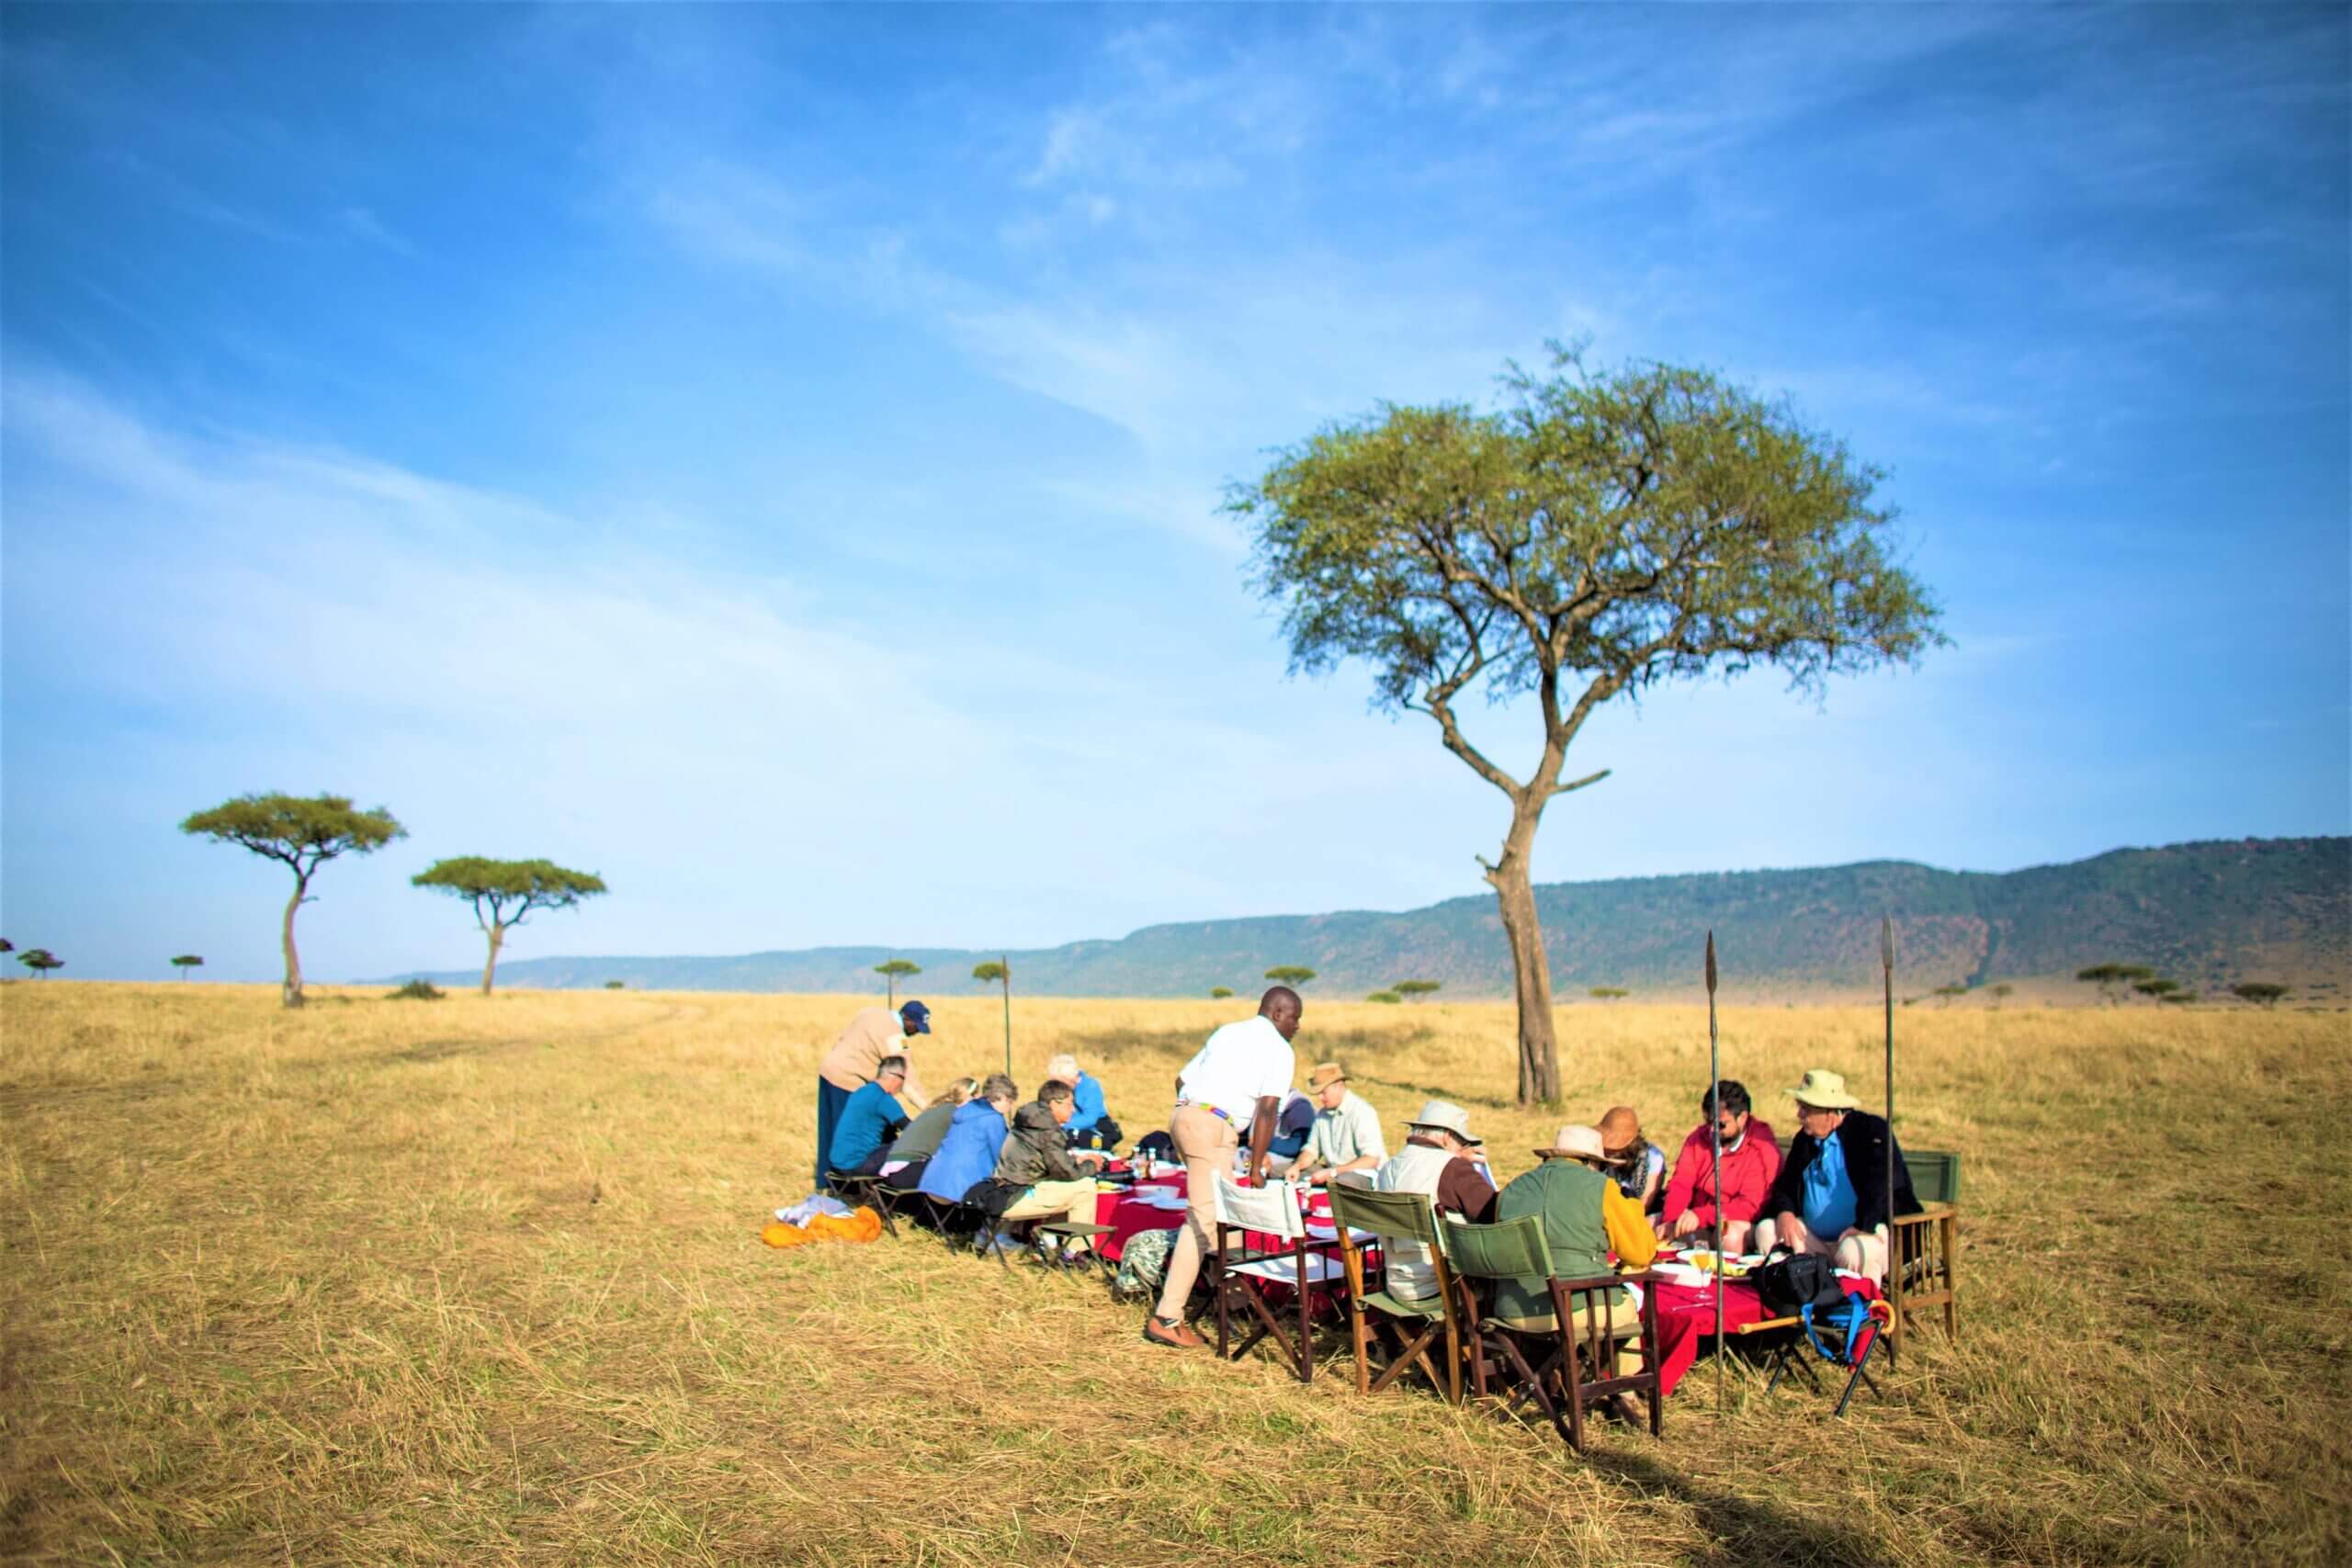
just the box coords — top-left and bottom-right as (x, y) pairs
(1882, 916), (1896, 1369)
(1705, 931), (1724, 1423)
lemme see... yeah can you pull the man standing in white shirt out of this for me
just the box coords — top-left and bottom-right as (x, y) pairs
(1142, 986), (1302, 1349)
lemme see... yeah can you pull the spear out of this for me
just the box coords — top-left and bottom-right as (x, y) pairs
(1706, 930), (1724, 1422)
(1882, 915), (1897, 1370)
(1000, 954), (1013, 1078)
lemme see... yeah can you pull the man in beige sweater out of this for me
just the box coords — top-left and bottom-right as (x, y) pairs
(816, 1000), (931, 1187)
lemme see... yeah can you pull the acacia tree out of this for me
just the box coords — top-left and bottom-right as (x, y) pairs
(411, 857), (608, 997)
(2233, 982), (2289, 1008)
(973, 959), (1013, 1075)
(170, 954), (205, 980)
(180, 793), (406, 1009)
(1238, 347), (1942, 1103)
(1264, 965), (1317, 987)
(876, 958), (922, 1007)
(1393, 979), (1442, 1000)
(17, 948), (62, 977)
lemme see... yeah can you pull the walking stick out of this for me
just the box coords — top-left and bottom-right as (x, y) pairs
(1882, 916), (1897, 1369)
(1706, 931), (1724, 1424)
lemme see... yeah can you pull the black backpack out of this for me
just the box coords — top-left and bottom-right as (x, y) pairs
(1753, 1246), (1847, 1316)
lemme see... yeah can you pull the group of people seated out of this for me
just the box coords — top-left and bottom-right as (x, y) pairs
(814, 991), (1919, 1381)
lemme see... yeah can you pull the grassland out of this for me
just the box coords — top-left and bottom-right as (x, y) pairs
(2, 984), (2345, 1565)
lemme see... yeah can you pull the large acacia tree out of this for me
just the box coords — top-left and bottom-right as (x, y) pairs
(1234, 348), (1942, 1104)
(412, 858), (608, 996)
(180, 793), (407, 1009)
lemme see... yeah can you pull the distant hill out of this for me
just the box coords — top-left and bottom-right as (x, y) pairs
(379, 837), (2350, 1000)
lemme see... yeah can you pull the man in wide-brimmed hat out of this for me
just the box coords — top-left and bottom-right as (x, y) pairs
(1288, 1060), (1387, 1188)
(1754, 1068), (1919, 1283)
(1493, 1126), (1659, 1416)
(1368, 1100), (1496, 1301)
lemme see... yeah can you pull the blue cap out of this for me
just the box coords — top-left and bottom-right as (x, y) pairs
(899, 999), (931, 1033)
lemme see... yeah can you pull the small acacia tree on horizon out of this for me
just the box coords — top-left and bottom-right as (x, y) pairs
(1392, 979), (1442, 1000)
(180, 793), (406, 1009)
(411, 857), (609, 997)
(972, 959), (1013, 1075)
(170, 954), (204, 980)
(876, 958), (922, 1008)
(1209, 986), (1234, 999)
(2076, 963), (2154, 1004)
(1589, 986), (1629, 1001)
(17, 948), (62, 978)
(2232, 982), (2290, 1009)
(1264, 965), (1317, 987)
(1238, 345), (1942, 1104)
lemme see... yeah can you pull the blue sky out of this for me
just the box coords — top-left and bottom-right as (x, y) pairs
(4, 4), (2346, 984)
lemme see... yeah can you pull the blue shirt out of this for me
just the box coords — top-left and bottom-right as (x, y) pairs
(1067, 1071), (1109, 1134)
(920, 1100), (1010, 1202)
(1801, 1126), (1860, 1239)
(828, 1080), (906, 1171)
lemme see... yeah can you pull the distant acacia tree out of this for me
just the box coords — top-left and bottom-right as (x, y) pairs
(170, 954), (204, 980)
(412, 857), (608, 997)
(1367, 990), (1402, 1004)
(972, 959), (1013, 1075)
(1932, 984), (1967, 1007)
(1989, 983), (2014, 1009)
(1392, 979), (1442, 1000)
(180, 793), (405, 1009)
(17, 948), (62, 978)
(1588, 987), (1629, 1000)
(2159, 990), (2197, 1005)
(2075, 964), (2154, 1006)
(1264, 966), (1317, 987)
(1209, 986), (1234, 999)
(875, 959), (922, 1007)
(1238, 347), (1942, 1103)
(604, 979), (626, 990)
(2232, 982), (2289, 1008)
(0, 939), (13, 954)
(2132, 978), (2181, 999)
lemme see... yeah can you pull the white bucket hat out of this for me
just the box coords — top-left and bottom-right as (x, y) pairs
(1406, 1099), (1481, 1145)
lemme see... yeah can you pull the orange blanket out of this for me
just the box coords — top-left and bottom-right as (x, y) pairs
(761, 1206), (884, 1248)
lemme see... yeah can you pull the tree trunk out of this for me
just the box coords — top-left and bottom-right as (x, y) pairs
(1485, 802), (1562, 1106)
(481, 923), (503, 997)
(281, 876), (307, 1010)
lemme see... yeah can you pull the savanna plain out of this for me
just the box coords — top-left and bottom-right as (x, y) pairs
(2, 985), (2345, 1566)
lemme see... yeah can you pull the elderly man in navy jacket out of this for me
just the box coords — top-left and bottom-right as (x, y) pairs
(1755, 1068), (1918, 1282)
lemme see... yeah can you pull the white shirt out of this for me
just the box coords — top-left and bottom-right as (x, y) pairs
(1177, 1015), (1296, 1120)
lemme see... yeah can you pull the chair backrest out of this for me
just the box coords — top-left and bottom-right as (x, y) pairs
(1906, 1147), (1962, 1205)
(1326, 1183), (1444, 1248)
(1442, 1214), (1553, 1282)
(1214, 1176), (1304, 1239)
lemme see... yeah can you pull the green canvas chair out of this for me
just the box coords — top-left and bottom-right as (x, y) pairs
(1444, 1213), (1662, 1453)
(1326, 1184), (1462, 1404)
(1889, 1147), (1961, 1355)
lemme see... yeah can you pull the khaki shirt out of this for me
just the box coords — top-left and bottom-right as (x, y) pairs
(1306, 1090), (1386, 1171)
(819, 1006), (927, 1102)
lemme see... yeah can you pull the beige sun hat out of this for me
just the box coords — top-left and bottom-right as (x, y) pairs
(1406, 1100), (1481, 1145)
(1307, 1062), (1348, 1091)
(1534, 1124), (1609, 1162)
(1787, 1068), (1862, 1111)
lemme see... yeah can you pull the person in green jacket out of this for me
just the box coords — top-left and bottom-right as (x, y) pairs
(1494, 1124), (1660, 1393)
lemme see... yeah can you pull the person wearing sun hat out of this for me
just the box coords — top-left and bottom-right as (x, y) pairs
(1754, 1068), (1919, 1283)
(1369, 1100), (1497, 1301)
(1493, 1125), (1659, 1335)
(1288, 1060), (1387, 1188)
(815, 999), (933, 1188)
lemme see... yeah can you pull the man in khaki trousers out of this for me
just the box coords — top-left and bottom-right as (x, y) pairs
(1143, 987), (1302, 1349)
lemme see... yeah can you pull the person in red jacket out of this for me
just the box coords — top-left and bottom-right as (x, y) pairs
(1655, 1079), (1781, 1253)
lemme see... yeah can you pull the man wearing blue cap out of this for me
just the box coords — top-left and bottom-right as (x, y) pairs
(817, 999), (933, 1188)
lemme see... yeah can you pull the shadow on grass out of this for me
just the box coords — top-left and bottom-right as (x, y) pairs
(1588, 1448), (1900, 1568)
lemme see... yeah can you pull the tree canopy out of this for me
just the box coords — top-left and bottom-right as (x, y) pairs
(1392, 979), (1442, 998)
(971, 961), (1008, 985)
(2232, 982), (2289, 1008)
(1263, 966), (1317, 987)
(1208, 986), (1234, 999)
(1236, 345), (1941, 1103)
(180, 792), (405, 1008)
(17, 948), (62, 976)
(170, 954), (204, 978)
(876, 958), (921, 1006)
(413, 857), (608, 996)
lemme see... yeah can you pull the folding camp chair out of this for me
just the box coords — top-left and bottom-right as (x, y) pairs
(1443, 1214), (1662, 1452)
(823, 1170), (895, 1235)
(1210, 1176), (1344, 1382)
(1326, 1184), (1462, 1404)
(1736, 1292), (1890, 1416)
(1887, 1147), (1962, 1361)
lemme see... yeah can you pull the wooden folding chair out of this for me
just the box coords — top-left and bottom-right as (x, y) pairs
(1887, 1147), (1961, 1362)
(1326, 1185), (1462, 1404)
(1443, 1214), (1662, 1452)
(1210, 1176), (1344, 1382)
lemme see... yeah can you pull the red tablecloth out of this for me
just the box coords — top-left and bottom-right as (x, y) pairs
(1090, 1174), (1351, 1265)
(1651, 1269), (1883, 1397)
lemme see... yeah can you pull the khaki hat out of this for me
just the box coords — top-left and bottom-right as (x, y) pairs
(1406, 1099), (1481, 1145)
(1307, 1062), (1348, 1091)
(1534, 1124), (1609, 1162)
(1788, 1068), (1862, 1111)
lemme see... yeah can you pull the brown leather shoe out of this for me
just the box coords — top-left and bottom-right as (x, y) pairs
(1142, 1314), (1206, 1349)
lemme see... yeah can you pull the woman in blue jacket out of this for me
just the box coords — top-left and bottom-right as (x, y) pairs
(918, 1075), (1019, 1205)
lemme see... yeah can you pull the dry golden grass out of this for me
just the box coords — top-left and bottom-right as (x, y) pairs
(1, 982), (2346, 1565)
